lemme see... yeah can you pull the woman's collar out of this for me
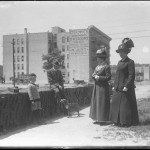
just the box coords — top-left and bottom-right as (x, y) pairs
(121, 56), (128, 62)
(98, 61), (107, 66)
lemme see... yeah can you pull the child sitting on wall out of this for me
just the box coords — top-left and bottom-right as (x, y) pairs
(27, 73), (45, 125)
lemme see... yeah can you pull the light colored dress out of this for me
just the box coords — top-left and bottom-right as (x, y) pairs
(27, 82), (42, 111)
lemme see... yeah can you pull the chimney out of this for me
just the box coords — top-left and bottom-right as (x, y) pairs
(24, 28), (27, 34)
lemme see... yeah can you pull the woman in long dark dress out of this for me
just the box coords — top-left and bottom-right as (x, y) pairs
(109, 38), (139, 127)
(89, 45), (111, 125)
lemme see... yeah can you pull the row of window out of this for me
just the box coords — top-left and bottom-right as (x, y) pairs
(14, 56), (24, 62)
(67, 63), (69, 68)
(14, 47), (24, 53)
(62, 36), (69, 43)
(14, 38), (24, 45)
(14, 64), (24, 70)
(15, 72), (24, 77)
(62, 45), (69, 52)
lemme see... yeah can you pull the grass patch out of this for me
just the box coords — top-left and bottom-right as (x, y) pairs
(137, 97), (150, 125)
(94, 98), (150, 143)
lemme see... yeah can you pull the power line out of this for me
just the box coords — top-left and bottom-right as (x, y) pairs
(108, 30), (150, 35)
(101, 21), (150, 29)
(112, 35), (150, 40)
(1, 26), (150, 38)
(0, 19), (150, 35)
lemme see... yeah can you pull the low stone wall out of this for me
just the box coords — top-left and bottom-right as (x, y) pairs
(0, 85), (93, 132)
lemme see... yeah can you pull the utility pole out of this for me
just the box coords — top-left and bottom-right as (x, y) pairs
(12, 38), (16, 87)
(8, 38), (19, 93)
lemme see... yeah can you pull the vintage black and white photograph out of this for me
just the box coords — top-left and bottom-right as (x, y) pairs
(0, 1), (150, 148)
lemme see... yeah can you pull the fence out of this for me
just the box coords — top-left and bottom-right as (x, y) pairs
(0, 85), (93, 132)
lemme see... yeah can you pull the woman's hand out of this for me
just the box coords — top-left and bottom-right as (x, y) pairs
(58, 85), (63, 90)
(112, 87), (115, 91)
(95, 75), (99, 80)
(123, 87), (128, 91)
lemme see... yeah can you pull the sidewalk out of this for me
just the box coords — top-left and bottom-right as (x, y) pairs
(0, 84), (150, 148)
(0, 106), (149, 148)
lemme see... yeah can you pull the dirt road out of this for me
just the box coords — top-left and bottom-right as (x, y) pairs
(0, 83), (150, 148)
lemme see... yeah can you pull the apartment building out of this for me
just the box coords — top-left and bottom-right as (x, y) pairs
(3, 28), (50, 83)
(3, 25), (111, 84)
(69, 25), (112, 83)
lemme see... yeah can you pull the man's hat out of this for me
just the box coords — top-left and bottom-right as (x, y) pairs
(96, 45), (107, 58)
(116, 37), (134, 53)
(52, 59), (60, 67)
(29, 73), (36, 77)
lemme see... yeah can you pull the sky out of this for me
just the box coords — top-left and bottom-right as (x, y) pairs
(0, 1), (150, 65)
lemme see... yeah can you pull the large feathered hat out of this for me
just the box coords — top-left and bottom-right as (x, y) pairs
(96, 45), (107, 58)
(116, 38), (134, 53)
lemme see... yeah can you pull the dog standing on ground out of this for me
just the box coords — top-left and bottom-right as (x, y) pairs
(60, 99), (80, 117)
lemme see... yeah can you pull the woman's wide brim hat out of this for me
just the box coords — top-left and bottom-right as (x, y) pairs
(116, 43), (131, 53)
(116, 37), (134, 53)
(96, 45), (107, 58)
(52, 59), (60, 67)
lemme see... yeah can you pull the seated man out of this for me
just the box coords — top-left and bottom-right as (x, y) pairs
(47, 59), (68, 115)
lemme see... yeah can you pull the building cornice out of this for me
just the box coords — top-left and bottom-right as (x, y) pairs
(88, 25), (112, 41)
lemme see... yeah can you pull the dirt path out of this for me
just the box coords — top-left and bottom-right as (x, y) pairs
(0, 84), (150, 147)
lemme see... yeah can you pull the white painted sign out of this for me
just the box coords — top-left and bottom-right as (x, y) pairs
(69, 29), (89, 55)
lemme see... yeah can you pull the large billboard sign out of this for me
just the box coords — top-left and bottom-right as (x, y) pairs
(69, 29), (89, 55)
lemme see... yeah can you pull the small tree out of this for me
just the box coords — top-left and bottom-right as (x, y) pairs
(42, 50), (65, 71)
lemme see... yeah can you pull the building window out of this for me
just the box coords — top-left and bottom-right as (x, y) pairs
(54, 43), (57, 48)
(21, 38), (24, 44)
(67, 54), (69, 59)
(62, 37), (65, 43)
(14, 47), (16, 53)
(68, 72), (70, 77)
(21, 47), (24, 53)
(67, 36), (69, 42)
(62, 73), (65, 77)
(17, 39), (19, 45)
(21, 56), (24, 61)
(17, 47), (19, 53)
(22, 64), (24, 70)
(17, 72), (20, 77)
(17, 64), (20, 70)
(67, 63), (69, 68)
(67, 45), (69, 51)
(53, 34), (57, 41)
(62, 45), (65, 52)
(14, 56), (15, 62)
(22, 72), (24, 75)
(14, 39), (16, 45)
(17, 56), (20, 62)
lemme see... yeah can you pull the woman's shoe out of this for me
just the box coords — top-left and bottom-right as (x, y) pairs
(93, 121), (99, 124)
(99, 122), (107, 126)
(112, 123), (121, 127)
(121, 124), (131, 128)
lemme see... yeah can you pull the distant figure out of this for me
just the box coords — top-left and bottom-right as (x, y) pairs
(27, 73), (45, 125)
(0, 76), (3, 84)
(3, 76), (5, 84)
(47, 59), (68, 115)
(89, 45), (111, 125)
(109, 38), (139, 127)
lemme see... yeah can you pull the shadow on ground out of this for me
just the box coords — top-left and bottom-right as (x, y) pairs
(0, 105), (88, 140)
